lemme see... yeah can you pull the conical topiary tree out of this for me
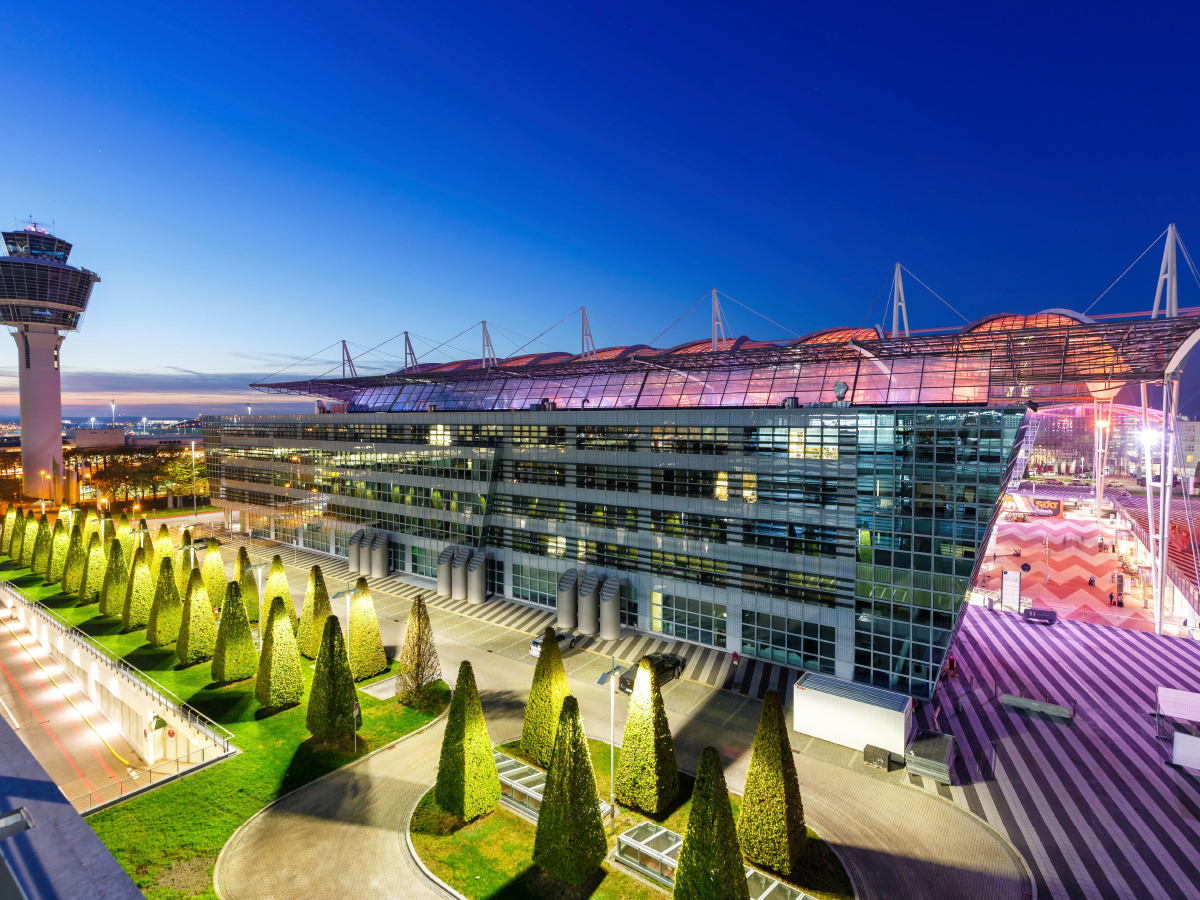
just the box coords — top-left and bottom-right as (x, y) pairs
(531, 695), (608, 887)
(522, 625), (570, 767)
(99, 540), (127, 617)
(81, 507), (99, 550)
(435, 660), (499, 821)
(29, 515), (50, 575)
(395, 594), (440, 704)
(348, 577), (386, 681)
(175, 539), (197, 596)
(297, 565), (332, 658)
(61, 518), (85, 593)
(212, 581), (258, 682)
(615, 655), (680, 815)
(122, 546), (155, 630)
(78, 533), (106, 603)
(177, 568), (216, 665)
(117, 525), (136, 576)
(255, 595), (304, 708)
(100, 514), (115, 553)
(201, 538), (226, 612)
(146, 557), (184, 647)
(263, 555), (296, 632)
(20, 513), (39, 569)
(736, 688), (806, 875)
(150, 524), (173, 583)
(45, 517), (70, 585)
(673, 746), (750, 900)
(234, 547), (259, 623)
(305, 615), (358, 742)
(8, 511), (27, 566)
(136, 516), (148, 533)
(0, 504), (16, 555)
(116, 512), (131, 535)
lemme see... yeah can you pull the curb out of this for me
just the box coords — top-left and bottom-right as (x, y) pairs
(403, 789), (472, 900)
(212, 696), (452, 900)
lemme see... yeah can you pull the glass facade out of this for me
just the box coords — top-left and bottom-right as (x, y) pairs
(208, 403), (1025, 699)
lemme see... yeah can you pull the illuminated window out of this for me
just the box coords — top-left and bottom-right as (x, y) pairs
(742, 473), (757, 503)
(430, 424), (451, 446)
(788, 427), (805, 458)
(822, 446), (839, 460)
(715, 472), (728, 501)
(547, 535), (566, 557)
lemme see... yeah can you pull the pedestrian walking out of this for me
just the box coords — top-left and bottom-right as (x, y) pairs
(1088, 575), (1095, 587)
(1109, 592), (1115, 606)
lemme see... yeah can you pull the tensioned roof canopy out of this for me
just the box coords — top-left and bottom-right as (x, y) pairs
(252, 310), (1200, 413)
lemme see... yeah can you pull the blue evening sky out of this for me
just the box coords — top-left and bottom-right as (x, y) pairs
(4, 2), (1200, 416)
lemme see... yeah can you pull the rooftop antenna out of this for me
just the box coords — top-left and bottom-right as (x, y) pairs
(891, 263), (910, 338)
(403, 331), (418, 373)
(341, 340), (358, 378)
(581, 307), (597, 361)
(1151, 223), (1179, 319)
(711, 289), (729, 351)
(481, 321), (498, 369)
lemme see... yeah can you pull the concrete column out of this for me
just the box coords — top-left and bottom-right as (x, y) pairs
(347, 530), (363, 574)
(370, 533), (387, 578)
(578, 572), (601, 635)
(436, 546), (455, 596)
(467, 553), (486, 604)
(556, 569), (578, 629)
(599, 577), (620, 640)
(12, 326), (64, 499)
(451, 546), (472, 600)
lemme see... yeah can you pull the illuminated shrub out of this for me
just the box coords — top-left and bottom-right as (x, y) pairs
(78, 534), (107, 603)
(121, 546), (155, 630)
(615, 656), (679, 815)
(521, 625), (569, 767)
(255, 595), (304, 708)
(146, 557), (184, 647)
(213, 582), (258, 682)
(306, 616), (358, 742)
(348, 577), (386, 681)
(435, 660), (499, 821)
(177, 568), (216, 664)
(99, 540), (127, 617)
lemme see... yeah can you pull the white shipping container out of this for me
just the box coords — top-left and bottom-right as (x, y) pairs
(793, 673), (914, 757)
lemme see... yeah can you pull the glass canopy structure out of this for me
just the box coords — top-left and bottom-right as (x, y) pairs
(493, 751), (612, 821)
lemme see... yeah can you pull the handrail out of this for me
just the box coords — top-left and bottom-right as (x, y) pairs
(0, 580), (234, 747)
(67, 742), (231, 814)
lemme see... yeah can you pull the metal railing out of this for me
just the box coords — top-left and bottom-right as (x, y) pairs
(0, 580), (234, 751)
(67, 743), (228, 814)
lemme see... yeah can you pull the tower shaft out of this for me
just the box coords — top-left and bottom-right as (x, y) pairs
(12, 325), (64, 499)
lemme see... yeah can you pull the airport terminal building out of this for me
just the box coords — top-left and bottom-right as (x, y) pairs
(207, 310), (1199, 699)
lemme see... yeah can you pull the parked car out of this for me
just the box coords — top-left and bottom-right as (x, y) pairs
(618, 652), (687, 693)
(529, 631), (576, 658)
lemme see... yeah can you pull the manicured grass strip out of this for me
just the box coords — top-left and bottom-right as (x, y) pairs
(0, 561), (445, 900)
(495, 739), (854, 900)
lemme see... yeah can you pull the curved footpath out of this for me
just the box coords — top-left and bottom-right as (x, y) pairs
(215, 636), (1028, 900)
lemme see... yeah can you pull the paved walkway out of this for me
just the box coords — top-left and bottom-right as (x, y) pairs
(215, 629), (1028, 900)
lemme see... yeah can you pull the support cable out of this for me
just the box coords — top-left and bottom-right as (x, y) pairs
(258, 341), (341, 385)
(1173, 232), (1200, 292)
(859, 274), (894, 329)
(715, 290), (800, 337)
(502, 309), (582, 361)
(899, 265), (970, 323)
(1084, 228), (1169, 315)
(644, 293), (709, 349)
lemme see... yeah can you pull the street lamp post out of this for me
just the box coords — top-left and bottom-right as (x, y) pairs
(597, 656), (623, 835)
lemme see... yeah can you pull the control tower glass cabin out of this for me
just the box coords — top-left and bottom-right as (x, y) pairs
(0, 225), (100, 499)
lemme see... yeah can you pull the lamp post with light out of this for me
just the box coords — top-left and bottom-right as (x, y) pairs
(597, 656), (623, 834)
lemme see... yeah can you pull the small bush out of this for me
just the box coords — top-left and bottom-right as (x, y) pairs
(122, 546), (155, 630)
(297, 565), (332, 659)
(306, 615), (358, 741)
(99, 540), (127, 617)
(531, 696), (607, 887)
(150, 524), (173, 584)
(348, 577), (387, 681)
(212, 582), (258, 682)
(177, 568), (216, 664)
(521, 625), (570, 767)
(146, 557), (184, 647)
(435, 660), (499, 821)
(255, 595), (304, 708)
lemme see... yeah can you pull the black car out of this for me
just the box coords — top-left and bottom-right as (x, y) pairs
(618, 653), (686, 693)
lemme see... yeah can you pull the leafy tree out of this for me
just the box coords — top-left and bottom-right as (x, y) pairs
(146, 557), (184, 647)
(99, 540), (127, 617)
(736, 689), (806, 875)
(45, 517), (70, 584)
(297, 564), (332, 659)
(615, 655), (680, 815)
(201, 538), (227, 612)
(395, 593), (439, 703)
(212, 581), (258, 682)
(78, 533), (107, 603)
(531, 696), (607, 887)
(150, 524), (173, 583)
(348, 576), (386, 681)
(255, 595), (303, 708)
(177, 568), (216, 664)
(122, 546), (155, 630)
(521, 625), (570, 767)
(0, 504), (16, 555)
(28, 515), (48, 573)
(8, 511), (27, 566)
(435, 660), (499, 821)
(305, 615), (358, 742)
(673, 746), (750, 900)
(234, 547), (259, 622)
(263, 555), (296, 632)
(61, 518), (85, 593)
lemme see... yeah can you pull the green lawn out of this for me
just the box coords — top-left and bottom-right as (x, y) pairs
(0, 561), (447, 900)
(409, 739), (853, 900)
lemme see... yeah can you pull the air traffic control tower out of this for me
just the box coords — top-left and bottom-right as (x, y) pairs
(0, 224), (100, 499)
